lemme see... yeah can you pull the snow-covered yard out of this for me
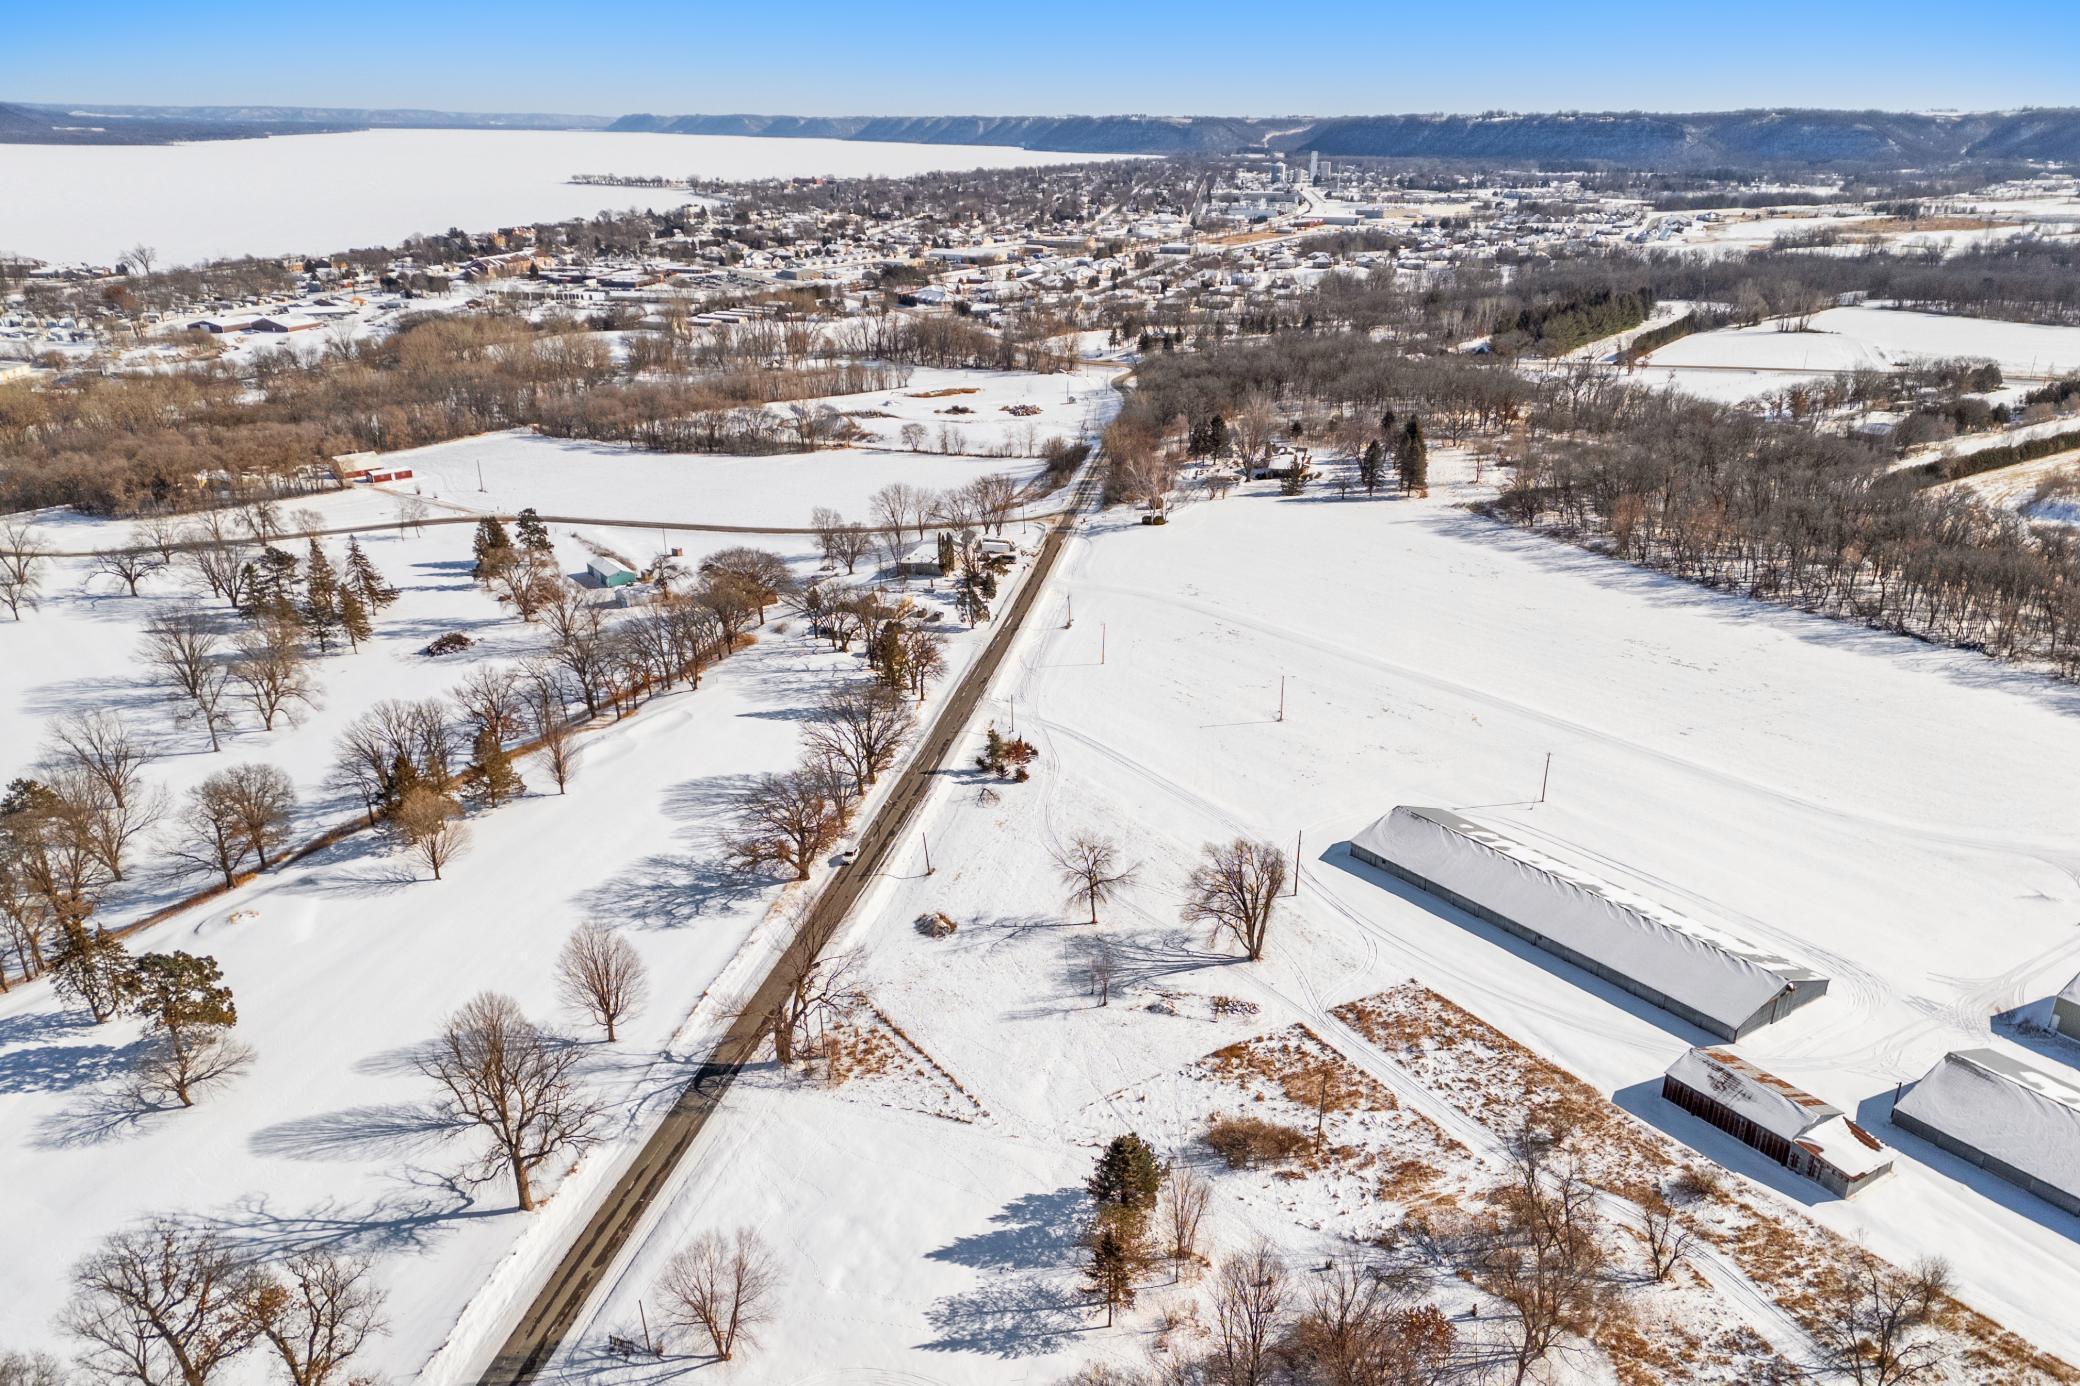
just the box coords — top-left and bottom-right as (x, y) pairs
(0, 451), (1057, 1379)
(550, 452), (2080, 1382)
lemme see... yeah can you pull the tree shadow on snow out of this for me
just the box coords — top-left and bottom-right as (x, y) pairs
(572, 854), (764, 930)
(31, 1077), (180, 1150)
(175, 1172), (495, 1261)
(247, 1099), (464, 1163)
(919, 1185), (1092, 1357)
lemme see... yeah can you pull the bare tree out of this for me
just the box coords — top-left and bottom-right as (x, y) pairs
(658, 1229), (780, 1362)
(759, 927), (864, 1065)
(802, 684), (914, 796)
(230, 617), (313, 731)
(556, 922), (648, 1042)
(522, 664), (580, 793)
(728, 764), (849, 881)
(1282, 1257), (1453, 1386)
(171, 766), (292, 889)
(1181, 839), (1286, 961)
(418, 992), (601, 1211)
(143, 605), (234, 751)
(59, 1218), (259, 1386)
(46, 712), (166, 881)
(1158, 1162), (1212, 1274)
(217, 764), (296, 874)
(1210, 1241), (1287, 1386)
(1053, 832), (1137, 925)
(0, 560), (40, 619)
(1806, 1250), (1953, 1386)
(969, 472), (1023, 534)
(393, 788), (469, 881)
(541, 586), (609, 718)
(1636, 1190), (1693, 1283)
(0, 1350), (68, 1386)
(133, 1025), (254, 1111)
(240, 1251), (387, 1386)
(870, 482), (931, 554)
(811, 506), (871, 575)
(94, 548), (165, 597)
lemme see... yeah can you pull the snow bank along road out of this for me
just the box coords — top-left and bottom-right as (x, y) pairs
(472, 462), (1103, 1386)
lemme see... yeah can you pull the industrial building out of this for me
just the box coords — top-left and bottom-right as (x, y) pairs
(1348, 807), (1829, 1040)
(2052, 972), (2080, 1041)
(1892, 1049), (2080, 1216)
(1661, 1047), (1891, 1197)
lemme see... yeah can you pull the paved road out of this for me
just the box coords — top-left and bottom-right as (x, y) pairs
(473, 463), (1099, 1386)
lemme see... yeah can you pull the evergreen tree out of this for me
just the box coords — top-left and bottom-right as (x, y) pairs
(471, 517), (513, 579)
(470, 726), (524, 807)
(1358, 438), (1386, 496)
(344, 536), (400, 609)
(119, 951), (237, 1033)
(386, 749), (422, 811)
(1088, 1133), (1164, 1215)
(338, 585), (374, 650)
(49, 921), (133, 1024)
(515, 507), (553, 552)
(252, 545), (302, 618)
(1083, 1215), (1147, 1327)
(955, 574), (992, 627)
(974, 725), (1008, 777)
(935, 532), (957, 576)
(1397, 417), (1429, 494)
(301, 539), (343, 652)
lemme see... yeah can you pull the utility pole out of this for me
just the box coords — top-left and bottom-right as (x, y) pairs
(1101, 622), (1107, 665)
(1539, 752), (1552, 805)
(1292, 830), (1302, 896)
(923, 832), (934, 876)
(476, 459), (486, 493)
(1278, 675), (1286, 722)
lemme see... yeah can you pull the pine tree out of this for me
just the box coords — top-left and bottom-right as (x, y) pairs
(345, 536), (400, 609)
(515, 507), (553, 552)
(302, 539), (343, 652)
(338, 585), (374, 650)
(1088, 1133), (1164, 1215)
(1083, 1214), (1148, 1326)
(471, 517), (513, 579)
(387, 749), (422, 811)
(1359, 439), (1386, 496)
(252, 545), (302, 617)
(974, 725), (1008, 777)
(935, 532), (956, 576)
(470, 726), (524, 807)
(1397, 417), (1429, 494)
(49, 921), (134, 1024)
(119, 951), (237, 1032)
(955, 574), (991, 627)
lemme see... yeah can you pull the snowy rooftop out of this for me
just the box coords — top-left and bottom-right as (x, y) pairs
(1896, 1049), (2080, 1202)
(1371, 808), (1825, 982)
(1667, 1047), (1891, 1179)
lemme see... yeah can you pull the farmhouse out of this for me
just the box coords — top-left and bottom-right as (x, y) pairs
(2053, 971), (2080, 1041)
(1892, 1048), (2080, 1216)
(1662, 1047), (1891, 1197)
(1349, 806), (1829, 1040)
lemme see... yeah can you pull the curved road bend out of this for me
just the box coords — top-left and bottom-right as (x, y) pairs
(474, 463), (1101, 1386)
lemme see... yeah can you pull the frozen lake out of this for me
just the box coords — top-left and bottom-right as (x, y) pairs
(0, 128), (1123, 267)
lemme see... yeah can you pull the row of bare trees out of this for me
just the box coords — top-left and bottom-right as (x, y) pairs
(57, 1223), (386, 1386)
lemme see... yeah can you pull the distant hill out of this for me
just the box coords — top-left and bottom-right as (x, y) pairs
(612, 107), (2080, 167)
(5, 101), (2079, 167)
(0, 102), (609, 144)
(607, 112), (1297, 155)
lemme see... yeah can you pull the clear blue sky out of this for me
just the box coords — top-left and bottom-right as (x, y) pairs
(5, 0), (2076, 117)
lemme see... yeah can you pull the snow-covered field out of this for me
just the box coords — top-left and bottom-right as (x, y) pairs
(372, 367), (1116, 527)
(0, 129), (1126, 267)
(0, 443), (1061, 1379)
(1637, 305), (2080, 402)
(547, 454), (2080, 1382)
